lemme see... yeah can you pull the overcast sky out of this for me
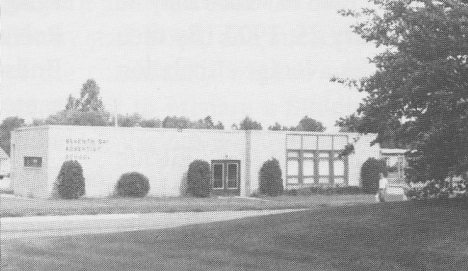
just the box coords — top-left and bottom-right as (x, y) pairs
(1, 0), (379, 131)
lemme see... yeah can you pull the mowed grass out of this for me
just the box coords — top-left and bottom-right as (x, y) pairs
(0, 194), (375, 217)
(2, 199), (467, 271)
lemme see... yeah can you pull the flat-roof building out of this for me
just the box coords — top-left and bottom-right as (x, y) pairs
(10, 126), (380, 198)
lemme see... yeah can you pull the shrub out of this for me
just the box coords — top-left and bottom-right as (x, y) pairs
(405, 178), (467, 200)
(186, 160), (211, 197)
(55, 160), (86, 199)
(115, 172), (150, 197)
(259, 158), (284, 196)
(310, 185), (363, 195)
(361, 158), (387, 194)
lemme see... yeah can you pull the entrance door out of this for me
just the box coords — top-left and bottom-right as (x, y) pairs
(211, 160), (240, 196)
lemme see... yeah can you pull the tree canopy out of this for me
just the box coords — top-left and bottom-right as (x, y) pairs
(268, 116), (325, 132)
(268, 122), (296, 131)
(66, 79), (104, 112)
(42, 79), (110, 126)
(162, 116), (224, 129)
(334, 0), (468, 182)
(44, 110), (110, 126)
(239, 116), (263, 130)
(0, 116), (25, 155)
(297, 116), (326, 132)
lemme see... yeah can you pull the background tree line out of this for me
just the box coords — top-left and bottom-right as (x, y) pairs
(1, 79), (327, 155)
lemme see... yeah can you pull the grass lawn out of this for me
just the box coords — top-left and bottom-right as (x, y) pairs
(0, 194), (375, 217)
(2, 199), (467, 270)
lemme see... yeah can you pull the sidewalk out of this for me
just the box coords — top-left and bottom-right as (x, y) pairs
(1, 209), (307, 240)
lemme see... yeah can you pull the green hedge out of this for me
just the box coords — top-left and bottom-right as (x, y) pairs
(55, 160), (86, 199)
(186, 160), (211, 197)
(115, 172), (150, 197)
(259, 158), (284, 196)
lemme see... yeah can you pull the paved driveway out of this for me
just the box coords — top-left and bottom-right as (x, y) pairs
(1, 209), (306, 240)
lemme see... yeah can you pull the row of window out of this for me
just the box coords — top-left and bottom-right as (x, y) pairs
(22, 151), (348, 187)
(286, 150), (348, 185)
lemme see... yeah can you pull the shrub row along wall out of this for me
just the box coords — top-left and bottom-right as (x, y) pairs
(55, 160), (150, 199)
(11, 126), (379, 198)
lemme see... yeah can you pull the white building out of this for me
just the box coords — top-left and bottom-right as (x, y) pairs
(10, 126), (380, 198)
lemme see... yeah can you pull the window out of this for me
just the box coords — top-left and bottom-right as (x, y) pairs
(286, 150), (348, 185)
(212, 163), (224, 189)
(286, 134), (349, 186)
(24, 157), (42, 168)
(227, 163), (238, 189)
(287, 160), (299, 176)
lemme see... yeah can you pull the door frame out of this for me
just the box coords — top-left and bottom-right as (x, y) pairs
(211, 160), (241, 196)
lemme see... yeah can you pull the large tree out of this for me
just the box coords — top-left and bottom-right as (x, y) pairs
(0, 117), (25, 155)
(335, 114), (362, 133)
(66, 79), (104, 112)
(335, 0), (468, 182)
(336, 113), (404, 148)
(41, 79), (110, 126)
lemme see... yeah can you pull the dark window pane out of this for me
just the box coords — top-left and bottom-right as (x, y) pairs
(227, 164), (238, 188)
(213, 164), (223, 188)
(24, 157), (42, 168)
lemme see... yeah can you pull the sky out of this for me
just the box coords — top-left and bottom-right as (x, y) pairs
(0, 0), (379, 132)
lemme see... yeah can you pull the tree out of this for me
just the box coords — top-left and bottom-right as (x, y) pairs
(239, 116), (263, 130)
(161, 116), (224, 130)
(336, 114), (405, 148)
(268, 122), (297, 131)
(115, 113), (143, 127)
(66, 79), (104, 112)
(44, 110), (110, 126)
(140, 118), (161, 128)
(335, 114), (362, 132)
(297, 116), (326, 132)
(334, 0), (468, 182)
(214, 121), (224, 130)
(41, 79), (109, 127)
(162, 116), (193, 129)
(0, 117), (25, 155)
(268, 122), (282, 131)
(204, 116), (214, 129)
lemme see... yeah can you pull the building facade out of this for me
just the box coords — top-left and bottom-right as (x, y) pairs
(10, 126), (380, 198)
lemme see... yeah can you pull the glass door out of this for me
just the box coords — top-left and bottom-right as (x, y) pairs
(211, 160), (240, 195)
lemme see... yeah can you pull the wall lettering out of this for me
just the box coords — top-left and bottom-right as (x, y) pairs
(65, 138), (109, 160)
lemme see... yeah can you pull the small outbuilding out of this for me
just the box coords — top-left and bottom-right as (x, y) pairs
(10, 126), (380, 198)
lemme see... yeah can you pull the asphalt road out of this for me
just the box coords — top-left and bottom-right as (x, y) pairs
(1, 209), (305, 240)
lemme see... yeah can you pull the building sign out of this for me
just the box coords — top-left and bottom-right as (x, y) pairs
(65, 138), (109, 160)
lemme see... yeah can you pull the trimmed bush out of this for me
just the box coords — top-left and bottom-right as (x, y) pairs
(115, 172), (150, 197)
(186, 160), (211, 197)
(361, 157), (388, 194)
(259, 158), (284, 196)
(55, 160), (86, 199)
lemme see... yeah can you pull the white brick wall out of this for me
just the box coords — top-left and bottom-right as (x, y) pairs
(12, 126), (379, 198)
